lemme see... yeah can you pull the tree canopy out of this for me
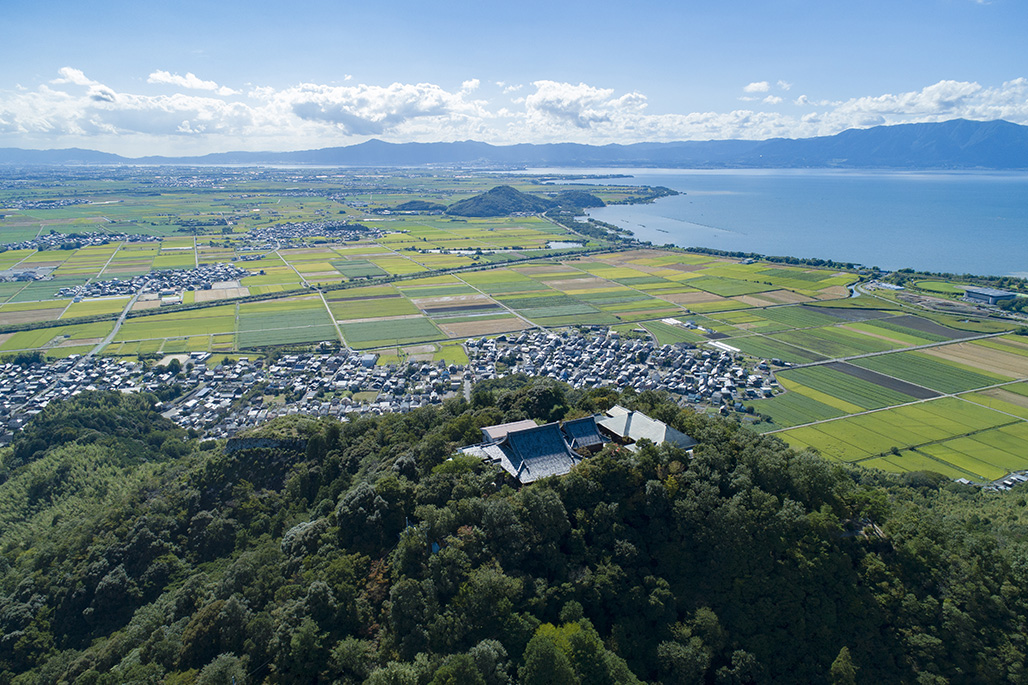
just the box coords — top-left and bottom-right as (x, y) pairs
(2, 384), (1028, 683)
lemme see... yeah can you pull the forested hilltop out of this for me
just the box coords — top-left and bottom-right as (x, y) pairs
(2, 382), (1028, 684)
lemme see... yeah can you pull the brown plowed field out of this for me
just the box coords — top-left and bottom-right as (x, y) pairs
(759, 289), (815, 304)
(923, 343), (1028, 377)
(194, 287), (249, 302)
(0, 309), (62, 326)
(542, 277), (611, 290)
(659, 291), (725, 305)
(889, 315), (969, 339)
(410, 294), (492, 308)
(513, 265), (579, 275)
(814, 286), (850, 299)
(438, 318), (531, 337)
(977, 387), (1028, 410)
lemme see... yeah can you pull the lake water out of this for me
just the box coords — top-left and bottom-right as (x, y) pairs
(532, 168), (1028, 278)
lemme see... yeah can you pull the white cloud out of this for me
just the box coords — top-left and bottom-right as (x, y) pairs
(525, 80), (646, 129)
(270, 81), (488, 136)
(743, 81), (771, 93)
(148, 70), (238, 96)
(777, 80), (792, 91)
(51, 67), (98, 87)
(3, 69), (1028, 154)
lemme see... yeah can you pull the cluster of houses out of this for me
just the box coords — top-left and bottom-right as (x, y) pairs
(168, 351), (465, 437)
(56, 263), (249, 300)
(245, 221), (382, 246)
(0, 230), (159, 253)
(465, 329), (778, 411)
(6, 326), (1028, 491)
(0, 356), (146, 443)
(2, 198), (90, 210)
(0, 326), (783, 445)
(461, 405), (697, 484)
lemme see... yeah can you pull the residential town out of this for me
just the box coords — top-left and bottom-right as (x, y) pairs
(0, 230), (160, 255)
(54, 263), (250, 299)
(0, 327), (782, 448)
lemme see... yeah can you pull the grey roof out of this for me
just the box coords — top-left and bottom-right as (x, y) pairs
(481, 419), (539, 443)
(964, 286), (1019, 298)
(597, 405), (697, 452)
(465, 421), (583, 484)
(560, 416), (609, 451)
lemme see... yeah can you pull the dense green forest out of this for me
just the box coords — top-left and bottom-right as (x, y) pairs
(2, 381), (1028, 684)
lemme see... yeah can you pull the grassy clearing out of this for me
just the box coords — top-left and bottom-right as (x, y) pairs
(434, 342), (470, 365)
(915, 280), (965, 294)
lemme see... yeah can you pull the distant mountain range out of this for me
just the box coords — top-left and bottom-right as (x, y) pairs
(2, 119), (1027, 169)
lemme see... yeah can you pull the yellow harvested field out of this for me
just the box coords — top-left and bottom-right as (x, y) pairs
(410, 294), (492, 307)
(514, 265), (580, 276)
(759, 289), (815, 304)
(58, 337), (102, 347)
(0, 308), (64, 326)
(923, 342), (1028, 377)
(815, 286), (850, 300)
(662, 262), (709, 273)
(194, 287), (250, 302)
(543, 277), (611, 291)
(131, 299), (162, 311)
(658, 291), (725, 305)
(337, 313), (423, 324)
(437, 318), (531, 337)
(977, 388), (1028, 410)
(734, 295), (778, 307)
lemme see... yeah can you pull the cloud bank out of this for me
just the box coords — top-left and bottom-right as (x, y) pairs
(2, 68), (1027, 155)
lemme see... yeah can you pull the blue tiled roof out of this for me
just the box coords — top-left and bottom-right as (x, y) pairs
(560, 416), (608, 450)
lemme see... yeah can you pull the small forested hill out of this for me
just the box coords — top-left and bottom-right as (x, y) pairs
(445, 186), (556, 217)
(551, 190), (606, 209)
(2, 380), (1028, 683)
(394, 200), (447, 212)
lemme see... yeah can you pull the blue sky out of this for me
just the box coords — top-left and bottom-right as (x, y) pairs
(2, 0), (1025, 155)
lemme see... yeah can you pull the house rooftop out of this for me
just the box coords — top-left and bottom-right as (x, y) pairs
(481, 419), (539, 443)
(597, 405), (697, 452)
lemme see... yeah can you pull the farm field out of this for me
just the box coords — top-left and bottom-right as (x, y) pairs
(5, 167), (1028, 485)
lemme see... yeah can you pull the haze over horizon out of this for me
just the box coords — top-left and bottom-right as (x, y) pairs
(2, 0), (1027, 157)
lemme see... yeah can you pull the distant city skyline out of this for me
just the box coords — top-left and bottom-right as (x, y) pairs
(2, 0), (1026, 156)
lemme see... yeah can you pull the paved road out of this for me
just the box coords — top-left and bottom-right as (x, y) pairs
(90, 291), (140, 356)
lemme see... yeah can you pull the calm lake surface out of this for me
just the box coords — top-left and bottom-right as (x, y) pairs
(532, 168), (1028, 278)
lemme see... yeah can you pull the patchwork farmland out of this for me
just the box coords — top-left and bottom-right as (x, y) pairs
(3, 167), (1028, 484)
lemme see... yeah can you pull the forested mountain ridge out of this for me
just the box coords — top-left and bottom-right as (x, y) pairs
(2, 383), (1028, 683)
(3, 119), (1027, 169)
